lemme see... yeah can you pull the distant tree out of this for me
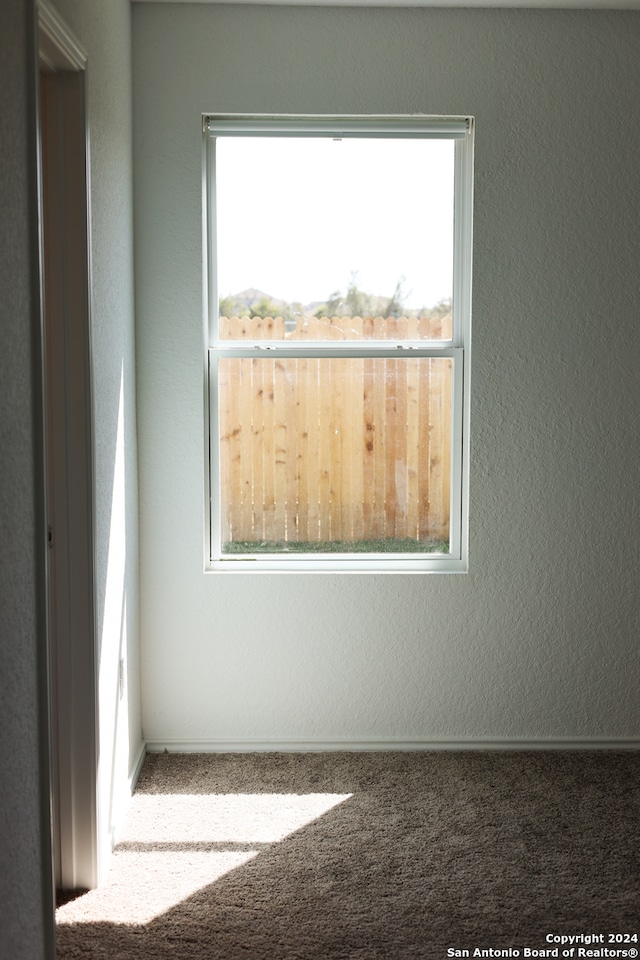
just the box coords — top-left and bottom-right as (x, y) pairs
(249, 297), (282, 319)
(219, 295), (235, 317)
(323, 289), (344, 317)
(314, 290), (339, 318)
(345, 272), (376, 317)
(316, 272), (408, 318)
(426, 297), (452, 319)
(288, 302), (305, 324)
(385, 276), (408, 318)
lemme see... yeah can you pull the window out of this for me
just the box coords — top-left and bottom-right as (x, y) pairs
(203, 115), (473, 572)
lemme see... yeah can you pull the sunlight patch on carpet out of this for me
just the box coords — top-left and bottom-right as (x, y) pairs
(56, 793), (352, 925)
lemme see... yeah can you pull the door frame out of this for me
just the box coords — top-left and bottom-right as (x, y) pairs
(37, 0), (99, 893)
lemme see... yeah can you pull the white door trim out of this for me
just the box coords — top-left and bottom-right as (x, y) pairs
(37, 0), (99, 893)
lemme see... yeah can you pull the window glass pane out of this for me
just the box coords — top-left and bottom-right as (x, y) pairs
(216, 137), (455, 341)
(218, 357), (452, 555)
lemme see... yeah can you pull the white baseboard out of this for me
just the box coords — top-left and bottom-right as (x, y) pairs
(144, 737), (640, 754)
(128, 740), (147, 789)
(106, 741), (148, 860)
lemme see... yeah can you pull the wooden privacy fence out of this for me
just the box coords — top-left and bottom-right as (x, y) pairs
(218, 314), (452, 548)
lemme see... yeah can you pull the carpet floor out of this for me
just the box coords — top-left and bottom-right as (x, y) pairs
(56, 751), (640, 959)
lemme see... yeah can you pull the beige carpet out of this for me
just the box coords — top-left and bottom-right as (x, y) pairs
(57, 751), (640, 958)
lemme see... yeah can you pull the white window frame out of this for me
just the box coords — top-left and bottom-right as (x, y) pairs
(203, 114), (473, 573)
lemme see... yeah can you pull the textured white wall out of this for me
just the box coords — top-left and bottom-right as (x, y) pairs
(47, 0), (143, 864)
(0, 1), (55, 954)
(133, 5), (640, 745)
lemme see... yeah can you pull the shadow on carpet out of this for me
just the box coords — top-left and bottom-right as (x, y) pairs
(56, 751), (640, 959)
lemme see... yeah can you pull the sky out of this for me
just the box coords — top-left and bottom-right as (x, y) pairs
(215, 136), (455, 311)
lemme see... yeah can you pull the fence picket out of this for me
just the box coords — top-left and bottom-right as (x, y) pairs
(350, 317), (365, 542)
(283, 358), (299, 543)
(318, 354), (332, 541)
(373, 317), (388, 542)
(406, 316), (420, 541)
(238, 358), (254, 540)
(273, 358), (288, 542)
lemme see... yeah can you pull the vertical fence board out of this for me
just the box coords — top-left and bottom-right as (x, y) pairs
(362, 356), (375, 540)
(318, 355), (332, 541)
(441, 358), (452, 538)
(406, 316), (420, 541)
(284, 358), (299, 542)
(372, 318), (388, 541)
(384, 317), (398, 538)
(273, 358), (288, 541)
(406, 356), (420, 541)
(385, 356), (399, 539)
(225, 317), (245, 544)
(329, 362), (343, 541)
(361, 313), (374, 539)
(218, 358), (233, 545)
(394, 319), (409, 539)
(418, 357), (432, 541)
(261, 358), (276, 541)
(239, 358), (254, 541)
(306, 355), (321, 542)
(296, 356), (310, 542)
(427, 358), (445, 542)
(351, 323), (365, 542)
(308, 315), (326, 542)
(251, 357), (265, 540)
(326, 319), (342, 540)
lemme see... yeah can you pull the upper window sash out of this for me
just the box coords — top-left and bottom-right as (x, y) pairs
(204, 115), (473, 350)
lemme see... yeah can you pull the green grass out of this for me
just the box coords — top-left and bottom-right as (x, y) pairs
(223, 537), (449, 555)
